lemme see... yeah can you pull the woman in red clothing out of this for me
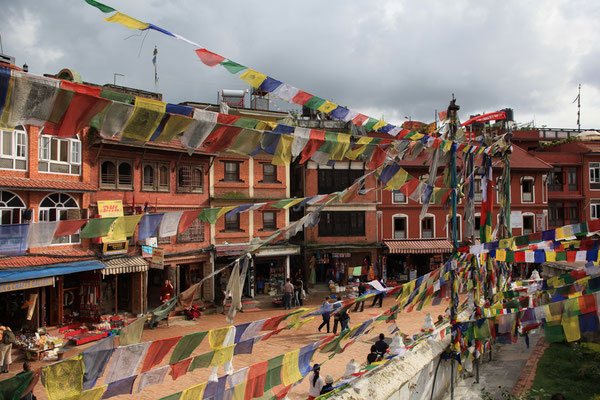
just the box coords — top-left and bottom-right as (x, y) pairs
(160, 280), (174, 303)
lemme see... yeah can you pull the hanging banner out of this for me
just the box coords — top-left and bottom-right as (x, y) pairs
(461, 111), (506, 126)
(152, 248), (164, 269)
(511, 211), (523, 229)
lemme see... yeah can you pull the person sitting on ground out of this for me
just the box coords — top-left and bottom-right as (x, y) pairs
(308, 364), (323, 400)
(367, 345), (380, 365)
(320, 374), (335, 395)
(375, 333), (389, 358)
(18, 362), (36, 400)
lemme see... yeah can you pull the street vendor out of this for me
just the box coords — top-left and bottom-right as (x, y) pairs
(160, 279), (174, 303)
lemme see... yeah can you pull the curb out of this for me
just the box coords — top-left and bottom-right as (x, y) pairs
(511, 336), (550, 395)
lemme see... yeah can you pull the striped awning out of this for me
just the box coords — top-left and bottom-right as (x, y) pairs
(384, 239), (454, 254)
(101, 256), (149, 275)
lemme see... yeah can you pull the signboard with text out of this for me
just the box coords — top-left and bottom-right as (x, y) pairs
(0, 277), (54, 293)
(151, 248), (164, 269)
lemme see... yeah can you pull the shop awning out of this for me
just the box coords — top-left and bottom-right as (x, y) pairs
(101, 256), (149, 276)
(384, 239), (454, 254)
(0, 260), (106, 284)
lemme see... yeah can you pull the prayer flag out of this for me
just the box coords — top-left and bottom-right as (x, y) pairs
(0, 371), (34, 400)
(201, 125), (243, 153)
(82, 336), (115, 390)
(80, 217), (117, 239)
(195, 49), (226, 66)
(245, 361), (268, 400)
(281, 349), (303, 386)
(26, 221), (59, 248)
(317, 101), (338, 114)
(118, 318), (146, 346)
(104, 12), (150, 30)
(43, 354), (84, 400)
(181, 382), (206, 400)
(104, 342), (150, 384)
(136, 365), (169, 393)
(239, 69), (267, 89)
(141, 336), (181, 373)
(210, 344), (235, 366)
(169, 357), (192, 381)
(169, 331), (208, 364)
(138, 214), (163, 240)
(264, 355), (284, 391)
(209, 326), (232, 349)
(102, 375), (137, 398)
(220, 60), (248, 74)
(121, 97), (166, 141)
(111, 215), (142, 241)
(80, 385), (106, 400)
(181, 109), (218, 151)
(189, 351), (215, 371)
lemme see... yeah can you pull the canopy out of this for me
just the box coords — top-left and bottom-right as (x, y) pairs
(0, 260), (106, 283)
(384, 239), (454, 254)
(101, 256), (149, 276)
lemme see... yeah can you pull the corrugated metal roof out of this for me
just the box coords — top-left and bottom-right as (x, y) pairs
(384, 239), (454, 254)
(101, 256), (149, 275)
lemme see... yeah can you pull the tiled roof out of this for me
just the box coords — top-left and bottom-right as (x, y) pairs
(509, 146), (553, 170)
(0, 177), (97, 192)
(0, 249), (96, 268)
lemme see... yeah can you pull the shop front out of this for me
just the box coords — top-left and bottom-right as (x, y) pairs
(309, 247), (379, 285)
(252, 244), (301, 297)
(100, 256), (149, 316)
(0, 260), (107, 329)
(383, 239), (453, 286)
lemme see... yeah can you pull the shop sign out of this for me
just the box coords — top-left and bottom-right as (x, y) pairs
(97, 200), (124, 217)
(511, 211), (523, 229)
(152, 248), (164, 269)
(0, 277), (54, 293)
(536, 213), (546, 231)
(141, 246), (153, 258)
(102, 241), (129, 256)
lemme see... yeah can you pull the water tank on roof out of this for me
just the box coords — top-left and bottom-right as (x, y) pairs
(222, 89), (245, 97)
(221, 89), (245, 108)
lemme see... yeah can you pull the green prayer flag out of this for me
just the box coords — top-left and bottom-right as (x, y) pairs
(199, 208), (221, 224)
(84, 0), (116, 13)
(263, 355), (284, 391)
(227, 129), (263, 155)
(544, 322), (565, 343)
(232, 117), (260, 129)
(169, 331), (208, 364)
(303, 96), (326, 110)
(515, 235), (529, 247)
(80, 217), (118, 239)
(220, 60), (247, 74)
(118, 317), (145, 346)
(0, 370), (33, 400)
(271, 199), (294, 209)
(189, 351), (215, 371)
(159, 392), (182, 400)
(100, 88), (136, 104)
(150, 297), (177, 326)
(320, 331), (346, 353)
(556, 251), (567, 261)
(363, 118), (378, 131)
(505, 251), (515, 263)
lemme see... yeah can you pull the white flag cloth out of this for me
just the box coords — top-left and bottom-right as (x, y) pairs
(99, 101), (134, 138)
(105, 342), (151, 384)
(136, 365), (169, 393)
(158, 211), (183, 238)
(181, 109), (218, 152)
(291, 127), (311, 157)
(271, 84), (300, 103)
(26, 221), (60, 248)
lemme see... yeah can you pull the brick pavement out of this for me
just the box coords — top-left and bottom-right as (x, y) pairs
(510, 336), (549, 396)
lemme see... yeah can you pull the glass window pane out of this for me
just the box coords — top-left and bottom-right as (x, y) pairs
(2, 131), (12, 156)
(50, 138), (59, 161)
(59, 140), (69, 162)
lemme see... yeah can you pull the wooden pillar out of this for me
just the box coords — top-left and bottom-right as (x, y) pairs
(114, 275), (118, 315)
(57, 277), (64, 325)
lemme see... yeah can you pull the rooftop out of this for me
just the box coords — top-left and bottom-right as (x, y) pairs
(0, 177), (97, 192)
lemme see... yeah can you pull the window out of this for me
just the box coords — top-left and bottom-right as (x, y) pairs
(393, 215), (407, 239)
(100, 160), (133, 190)
(318, 211), (365, 237)
(38, 135), (81, 175)
(474, 176), (482, 202)
(262, 211), (277, 231)
(223, 161), (241, 182)
(567, 202), (579, 224)
(0, 191), (26, 225)
(421, 216), (434, 238)
(523, 215), (534, 235)
(39, 193), (80, 244)
(177, 219), (205, 243)
(0, 127), (27, 170)
(590, 163), (600, 189)
(567, 168), (578, 191)
(548, 202), (564, 228)
(521, 177), (534, 203)
(224, 213), (241, 231)
(591, 201), (600, 220)
(392, 190), (407, 204)
(474, 214), (481, 238)
(317, 168), (364, 194)
(260, 164), (278, 183)
(143, 162), (170, 192)
(548, 168), (563, 191)
(177, 164), (203, 193)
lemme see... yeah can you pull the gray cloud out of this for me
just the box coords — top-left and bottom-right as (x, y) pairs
(2, 0), (598, 129)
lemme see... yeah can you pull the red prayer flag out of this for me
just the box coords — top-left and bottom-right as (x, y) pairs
(262, 315), (286, 331)
(299, 130), (326, 163)
(178, 210), (202, 234)
(217, 114), (241, 125)
(200, 125), (242, 153)
(141, 336), (182, 373)
(589, 219), (600, 232)
(400, 179), (420, 197)
(514, 252), (526, 262)
(291, 91), (313, 106)
(195, 49), (226, 67)
(366, 145), (386, 170)
(579, 294), (597, 315)
(245, 361), (268, 400)
(169, 357), (192, 381)
(351, 114), (368, 126)
(54, 220), (87, 237)
(274, 384), (292, 400)
(566, 251), (577, 262)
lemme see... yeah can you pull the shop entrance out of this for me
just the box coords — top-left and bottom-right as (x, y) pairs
(254, 260), (284, 296)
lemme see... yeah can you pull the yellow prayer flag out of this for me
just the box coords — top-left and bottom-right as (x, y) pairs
(546, 251), (556, 262)
(292, 316), (314, 329)
(80, 385), (107, 400)
(272, 134), (293, 166)
(556, 226), (567, 240)
(111, 215), (142, 241)
(495, 249), (506, 262)
(561, 315), (581, 342)
(286, 308), (310, 325)
(386, 168), (409, 190)
(282, 198), (305, 210)
(317, 101), (338, 114)
(498, 238), (514, 250)
(211, 344), (235, 366)
(345, 137), (373, 160)
(156, 114), (194, 142)
(43, 354), (84, 400)
(232, 381), (247, 400)
(239, 69), (267, 89)
(372, 120), (387, 131)
(329, 133), (351, 160)
(282, 349), (303, 386)
(217, 206), (237, 219)
(209, 326), (231, 349)
(228, 129), (263, 155)
(181, 382), (207, 400)
(442, 140), (452, 152)
(122, 97), (166, 141)
(411, 133), (424, 140)
(104, 12), (150, 30)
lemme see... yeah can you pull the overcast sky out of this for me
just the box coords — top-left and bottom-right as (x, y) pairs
(2, 0), (599, 129)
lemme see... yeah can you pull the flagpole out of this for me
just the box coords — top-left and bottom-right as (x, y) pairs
(577, 84), (581, 132)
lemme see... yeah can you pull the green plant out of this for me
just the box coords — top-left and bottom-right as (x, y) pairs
(481, 387), (551, 400)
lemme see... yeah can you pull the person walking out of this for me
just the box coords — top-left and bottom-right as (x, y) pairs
(331, 298), (343, 334)
(283, 278), (294, 310)
(353, 281), (366, 312)
(370, 278), (385, 308)
(308, 364), (323, 400)
(0, 324), (14, 373)
(318, 297), (332, 333)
